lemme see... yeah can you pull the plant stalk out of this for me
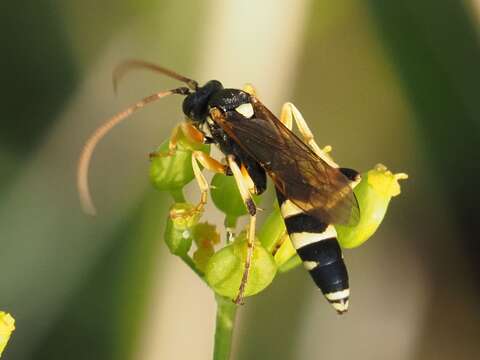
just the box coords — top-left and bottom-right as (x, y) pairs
(180, 254), (205, 280)
(169, 188), (186, 203)
(213, 294), (237, 360)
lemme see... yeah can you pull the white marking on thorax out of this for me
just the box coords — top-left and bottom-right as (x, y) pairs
(303, 261), (319, 270)
(203, 120), (213, 138)
(235, 103), (254, 118)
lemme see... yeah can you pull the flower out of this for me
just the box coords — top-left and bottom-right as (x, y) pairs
(0, 312), (15, 358)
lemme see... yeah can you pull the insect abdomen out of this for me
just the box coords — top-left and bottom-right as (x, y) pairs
(276, 190), (350, 314)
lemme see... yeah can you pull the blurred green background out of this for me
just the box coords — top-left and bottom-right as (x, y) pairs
(1, 1), (479, 359)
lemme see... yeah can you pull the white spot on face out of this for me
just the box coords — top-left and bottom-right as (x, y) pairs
(235, 103), (254, 118)
(182, 230), (190, 239)
(325, 289), (350, 301)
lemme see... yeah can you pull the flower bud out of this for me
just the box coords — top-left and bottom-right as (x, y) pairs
(257, 208), (301, 272)
(258, 207), (286, 252)
(210, 174), (262, 218)
(273, 233), (301, 272)
(192, 223), (220, 272)
(169, 203), (203, 230)
(150, 139), (209, 191)
(164, 203), (202, 256)
(205, 233), (277, 299)
(336, 164), (408, 248)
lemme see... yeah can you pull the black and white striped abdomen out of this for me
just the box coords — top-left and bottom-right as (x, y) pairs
(276, 189), (350, 314)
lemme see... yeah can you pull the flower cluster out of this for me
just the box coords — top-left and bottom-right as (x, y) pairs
(150, 121), (407, 301)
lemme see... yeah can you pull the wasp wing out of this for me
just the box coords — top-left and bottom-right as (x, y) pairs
(210, 100), (359, 226)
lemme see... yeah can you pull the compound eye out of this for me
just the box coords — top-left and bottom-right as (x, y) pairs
(182, 94), (197, 119)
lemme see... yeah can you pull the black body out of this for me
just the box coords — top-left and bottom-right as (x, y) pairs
(276, 189), (349, 296)
(182, 81), (356, 311)
(183, 81), (267, 195)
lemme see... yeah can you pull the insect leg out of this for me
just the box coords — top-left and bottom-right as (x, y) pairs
(155, 123), (182, 158)
(150, 122), (206, 159)
(189, 151), (230, 213)
(240, 164), (257, 194)
(280, 103), (361, 188)
(180, 122), (206, 144)
(242, 83), (257, 96)
(280, 103), (339, 168)
(227, 155), (257, 304)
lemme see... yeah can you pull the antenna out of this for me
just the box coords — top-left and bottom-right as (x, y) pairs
(113, 59), (199, 93)
(77, 87), (190, 215)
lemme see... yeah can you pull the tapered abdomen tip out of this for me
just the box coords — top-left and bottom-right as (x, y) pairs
(324, 289), (350, 314)
(331, 298), (349, 314)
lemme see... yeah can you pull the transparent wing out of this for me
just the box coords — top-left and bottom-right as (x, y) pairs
(210, 100), (359, 225)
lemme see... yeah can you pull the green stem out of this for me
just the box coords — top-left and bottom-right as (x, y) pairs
(213, 294), (237, 360)
(179, 254), (205, 280)
(169, 188), (186, 203)
(224, 214), (238, 229)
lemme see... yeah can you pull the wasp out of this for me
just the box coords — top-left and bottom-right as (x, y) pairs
(77, 60), (361, 313)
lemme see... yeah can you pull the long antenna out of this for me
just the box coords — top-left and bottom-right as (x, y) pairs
(77, 87), (190, 215)
(113, 59), (199, 93)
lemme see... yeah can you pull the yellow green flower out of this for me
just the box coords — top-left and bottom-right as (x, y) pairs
(192, 222), (220, 272)
(336, 164), (408, 248)
(0, 312), (15, 358)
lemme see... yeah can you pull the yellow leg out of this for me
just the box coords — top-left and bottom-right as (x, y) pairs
(227, 156), (256, 217)
(189, 151), (229, 213)
(227, 155), (257, 304)
(242, 83), (257, 96)
(236, 214), (256, 304)
(279, 102), (339, 168)
(150, 122), (205, 159)
(180, 122), (205, 144)
(240, 164), (257, 194)
(279, 103), (361, 189)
